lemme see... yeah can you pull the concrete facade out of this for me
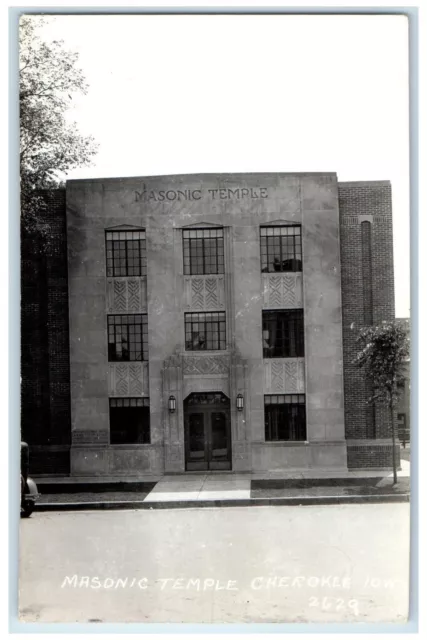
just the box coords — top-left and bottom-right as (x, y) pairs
(39, 171), (397, 477)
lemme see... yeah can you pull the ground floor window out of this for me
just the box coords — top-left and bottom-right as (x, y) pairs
(264, 394), (306, 441)
(109, 398), (150, 444)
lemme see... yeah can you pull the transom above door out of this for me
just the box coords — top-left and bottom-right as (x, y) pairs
(184, 393), (231, 471)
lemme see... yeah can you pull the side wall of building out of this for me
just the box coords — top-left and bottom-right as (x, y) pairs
(21, 189), (71, 474)
(339, 181), (400, 468)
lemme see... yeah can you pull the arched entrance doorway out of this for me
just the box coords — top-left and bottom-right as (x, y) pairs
(184, 392), (232, 471)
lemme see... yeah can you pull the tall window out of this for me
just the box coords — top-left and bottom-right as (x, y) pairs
(265, 394), (306, 441)
(109, 398), (150, 444)
(183, 228), (224, 275)
(262, 310), (304, 358)
(106, 230), (146, 277)
(108, 315), (148, 361)
(185, 312), (226, 351)
(260, 226), (302, 273)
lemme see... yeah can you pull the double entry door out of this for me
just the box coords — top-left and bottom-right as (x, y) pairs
(184, 393), (231, 471)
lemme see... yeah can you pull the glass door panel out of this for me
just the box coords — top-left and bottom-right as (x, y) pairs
(187, 413), (208, 471)
(184, 393), (232, 471)
(209, 411), (231, 470)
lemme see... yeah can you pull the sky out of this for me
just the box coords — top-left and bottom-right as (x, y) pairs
(36, 14), (410, 317)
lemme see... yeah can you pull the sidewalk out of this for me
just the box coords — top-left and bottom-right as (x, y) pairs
(34, 460), (411, 511)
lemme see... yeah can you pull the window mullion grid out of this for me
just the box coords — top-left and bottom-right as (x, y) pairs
(280, 403), (285, 440)
(266, 405), (272, 441)
(142, 316), (147, 361)
(212, 237), (217, 275)
(281, 314), (286, 358)
(139, 238), (143, 277)
(301, 405), (306, 440)
(265, 406), (270, 440)
(126, 321), (131, 361)
(202, 238), (207, 275)
(190, 239), (195, 276)
(114, 322), (119, 359)
(273, 406), (279, 441)
(116, 241), (120, 277)
(287, 402), (294, 440)
(295, 232), (300, 269)
(279, 233), (284, 273)
(204, 316), (209, 350)
(134, 318), (138, 361)
(113, 241), (117, 277)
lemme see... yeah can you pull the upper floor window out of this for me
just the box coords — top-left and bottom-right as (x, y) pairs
(262, 310), (304, 358)
(106, 230), (146, 277)
(108, 314), (148, 361)
(260, 226), (302, 273)
(185, 312), (226, 351)
(183, 228), (224, 275)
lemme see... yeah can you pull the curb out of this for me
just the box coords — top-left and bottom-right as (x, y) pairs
(34, 493), (410, 512)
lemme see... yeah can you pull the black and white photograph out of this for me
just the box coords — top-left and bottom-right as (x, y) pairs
(14, 9), (414, 629)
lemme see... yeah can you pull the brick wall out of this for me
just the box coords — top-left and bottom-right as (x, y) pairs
(338, 181), (399, 469)
(347, 444), (401, 469)
(21, 189), (71, 475)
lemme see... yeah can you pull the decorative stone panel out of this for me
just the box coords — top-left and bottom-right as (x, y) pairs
(183, 354), (230, 376)
(262, 273), (303, 309)
(106, 277), (147, 313)
(184, 275), (225, 310)
(263, 358), (305, 394)
(108, 362), (149, 396)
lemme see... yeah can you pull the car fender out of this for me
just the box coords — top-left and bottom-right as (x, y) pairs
(25, 477), (39, 497)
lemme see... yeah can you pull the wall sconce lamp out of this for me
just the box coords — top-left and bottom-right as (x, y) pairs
(168, 395), (176, 413)
(236, 394), (244, 412)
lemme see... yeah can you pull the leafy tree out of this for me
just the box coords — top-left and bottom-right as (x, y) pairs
(19, 16), (97, 240)
(354, 321), (410, 484)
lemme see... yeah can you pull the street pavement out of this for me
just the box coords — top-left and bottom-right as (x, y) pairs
(19, 504), (410, 624)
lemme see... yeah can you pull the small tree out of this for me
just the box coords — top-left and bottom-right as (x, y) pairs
(354, 321), (410, 484)
(20, 16), (98, 242)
